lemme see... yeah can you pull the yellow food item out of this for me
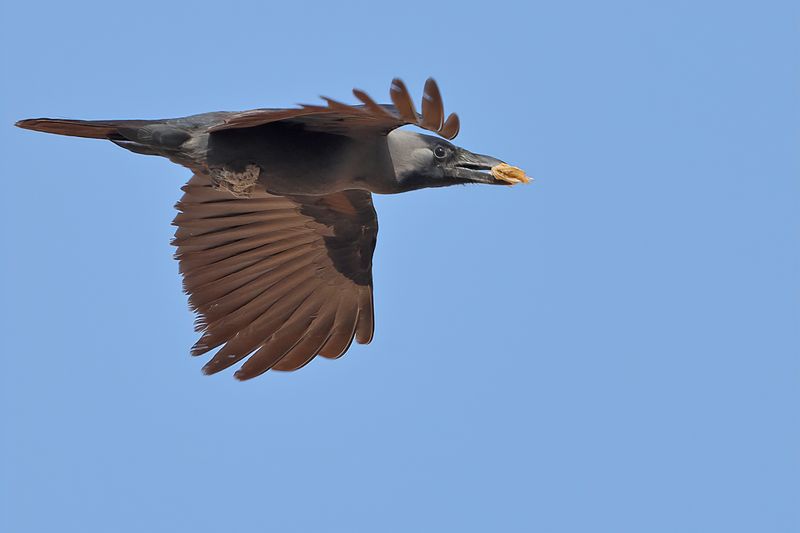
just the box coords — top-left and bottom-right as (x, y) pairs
(491, 163), (531, 185)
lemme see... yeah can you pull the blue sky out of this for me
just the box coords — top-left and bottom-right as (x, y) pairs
(2, 1), (798, 532)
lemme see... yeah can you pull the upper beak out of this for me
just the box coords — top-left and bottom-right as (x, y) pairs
(448, 149), (509, 185)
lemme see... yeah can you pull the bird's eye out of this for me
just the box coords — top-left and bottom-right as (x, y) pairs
(433, 146), (448, 159)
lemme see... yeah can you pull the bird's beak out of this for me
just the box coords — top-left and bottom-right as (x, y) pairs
(447, 148), (510, 185)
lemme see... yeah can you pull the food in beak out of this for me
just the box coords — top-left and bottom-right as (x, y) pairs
(491, 163), (531, 185)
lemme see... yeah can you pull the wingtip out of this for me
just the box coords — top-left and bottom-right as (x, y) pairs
(440, 113), (460, 140)
(421, 78), (445, 131)
(190, 341), (209, 357)
(355, 334), (373, 345)
(233, 369), (253, 382)
(201, 360), (226, 376)
(389, 78), (411, 98)
(15, 119), (35, 130)
(388, 78), (419, 123)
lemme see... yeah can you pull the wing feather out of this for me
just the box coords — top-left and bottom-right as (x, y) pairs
(173, 174), (378, 379)
(233, 288), (336, 380)
(439, 113), (461, 140)
(180, 233), (319, 287)
(172, 217), (305, 247)
(271, 300), (339, 371)
(318, 291), (360, 359)
(352, 88), (397, 118)
(201, 279), (324, 375)
(190, 258), (321, 353)
(389, 78), (419, 124)
(175, 225), (311, 267)
(421, 77), (445, 131)
(207, 77), (461, 140)
(355, 286), (375, 345)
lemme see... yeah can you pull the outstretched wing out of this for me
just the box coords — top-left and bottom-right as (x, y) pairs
(172, 174), (378, 380)
(208, 78), (461, 140)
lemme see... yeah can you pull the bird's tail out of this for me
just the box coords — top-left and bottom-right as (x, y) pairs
(15, 117), (152, 140)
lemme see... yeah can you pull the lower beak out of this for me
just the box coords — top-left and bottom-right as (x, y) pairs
(449, 150), (509, 185)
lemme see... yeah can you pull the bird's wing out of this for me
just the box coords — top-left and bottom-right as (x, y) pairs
(172, 173), (378, 380)
(208, 78), (461, 140)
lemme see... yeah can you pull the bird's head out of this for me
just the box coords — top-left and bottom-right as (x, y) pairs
(387, 130), (526, 192)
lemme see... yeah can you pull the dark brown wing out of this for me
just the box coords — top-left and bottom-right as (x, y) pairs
(172, 174), (378, 380)
(207, 77), (460, 140)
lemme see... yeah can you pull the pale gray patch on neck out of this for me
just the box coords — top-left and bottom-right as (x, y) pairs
(387, 130), (434, 176)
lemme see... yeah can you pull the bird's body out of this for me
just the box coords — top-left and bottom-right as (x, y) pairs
(17, 78), (528, 380)
(205, 122), (396, 195)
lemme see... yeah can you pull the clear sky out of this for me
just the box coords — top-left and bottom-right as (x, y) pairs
(2, 1), (798, 532)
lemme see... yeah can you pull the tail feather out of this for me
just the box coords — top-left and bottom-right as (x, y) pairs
(15, 118), (151, 139)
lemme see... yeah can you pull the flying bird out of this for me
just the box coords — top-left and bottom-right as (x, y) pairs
(16, 78), (530, 381)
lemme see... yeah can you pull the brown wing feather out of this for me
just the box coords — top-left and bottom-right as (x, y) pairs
(318, 291), (360, 359)
(233, 288), (336, 380)
(389, 78), (419, 124)
(421, 78), (445, 132)
(271, 299), (339, 372)
(173, 174), (378, 380)
(439, 113), (461, 140)
(192, 259), (322, 354)
(352, 88), (398, 119)
(355, 286), (375, 345)
(207, 78), (461, 140)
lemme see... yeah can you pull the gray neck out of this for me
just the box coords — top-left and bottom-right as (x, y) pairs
(383, 130), (441, 193)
